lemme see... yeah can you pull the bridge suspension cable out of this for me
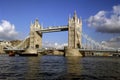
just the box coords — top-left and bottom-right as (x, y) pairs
(12, 36), (29, 49)
(76, 28), (116, 50)
(81, 33), (116, 50)
(1, 36), (30, 50)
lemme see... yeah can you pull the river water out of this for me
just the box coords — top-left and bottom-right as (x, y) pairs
(0, 54), (120, 80)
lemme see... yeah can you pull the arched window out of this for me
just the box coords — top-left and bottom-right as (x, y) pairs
(35, 44), (39, 48)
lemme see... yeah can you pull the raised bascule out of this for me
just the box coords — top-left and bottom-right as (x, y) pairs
(2, 11), (120, 56)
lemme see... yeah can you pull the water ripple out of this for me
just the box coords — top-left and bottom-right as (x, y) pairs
(0, 55), (120, 80)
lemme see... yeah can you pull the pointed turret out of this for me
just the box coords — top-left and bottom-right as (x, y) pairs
(35, 18), (38, 23)
(34, 18), (40, 27)
(30, 19), (41, 31)
(68, 14), (71, 20)
(73, 10), (78, 20)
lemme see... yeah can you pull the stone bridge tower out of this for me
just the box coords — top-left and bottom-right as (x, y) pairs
(68, 11), (82, 49)
(65, 11), (82, 56)
(29, 19), (42, 49)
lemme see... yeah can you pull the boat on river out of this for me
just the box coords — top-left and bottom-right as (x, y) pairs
(9, 51), (15, 56)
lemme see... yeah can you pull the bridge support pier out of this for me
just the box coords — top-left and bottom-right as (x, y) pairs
(19, 48), (38, 56)
(64, 47), (82, 56)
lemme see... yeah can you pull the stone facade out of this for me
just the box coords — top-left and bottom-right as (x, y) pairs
(0, 41), (11, 53)
(65, 11), (82, 56)
(68, 11), (82, 49)
(29, 19), (42, 49)
(0, 41), (12, 47)
(64, 47), (82, 56)
(0, 45), (4, 53)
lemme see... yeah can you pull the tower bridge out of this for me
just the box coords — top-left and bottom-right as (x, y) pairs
(2, 11), (120, 56)
(27, 11), (82, 56)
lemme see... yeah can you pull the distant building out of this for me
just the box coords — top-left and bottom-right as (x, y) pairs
(10, 40), (22, 47)
(0, 40), (12, 53)
(0, 40), (12, 47)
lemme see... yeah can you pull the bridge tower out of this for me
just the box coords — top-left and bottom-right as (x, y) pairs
(65, 11), (82, 56)
(68, 11), (82, 49)
(29, 19), (42, 49)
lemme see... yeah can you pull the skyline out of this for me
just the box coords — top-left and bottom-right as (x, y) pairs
(0, 0), (120, 48)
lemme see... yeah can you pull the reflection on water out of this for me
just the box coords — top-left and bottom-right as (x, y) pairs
(0, 54), (120, 80)
(65, 57), (82, 79)
(24, 57), (40, 80)
(39, 56), (66, 80)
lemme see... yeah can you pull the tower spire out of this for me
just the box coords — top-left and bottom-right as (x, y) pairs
(35, 18), (39, 24)
(34, 18), (40, 28)
(68, 14), (71, 20)
(30, 21), (33, 26)
(73, 10), (77, 19)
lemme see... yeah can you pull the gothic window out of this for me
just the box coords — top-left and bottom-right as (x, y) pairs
(35, 44), (39, 48)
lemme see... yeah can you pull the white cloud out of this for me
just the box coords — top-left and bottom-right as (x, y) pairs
(113, 5), (120, 14)
(42, 41), (68, 49)
(88, 5), (120, 33)
(0, 20), (18, 40)
(101, 36), (120, 49)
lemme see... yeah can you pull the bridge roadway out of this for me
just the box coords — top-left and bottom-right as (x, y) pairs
(78, 49), (120, 53)
(3, 48), (120, 54)
(38, 48), (120, 53)
(36, 25), (68, 33)
(4, 49), (25, 51)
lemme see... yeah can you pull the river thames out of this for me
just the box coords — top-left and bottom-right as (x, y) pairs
(0, 54), (120, 80)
